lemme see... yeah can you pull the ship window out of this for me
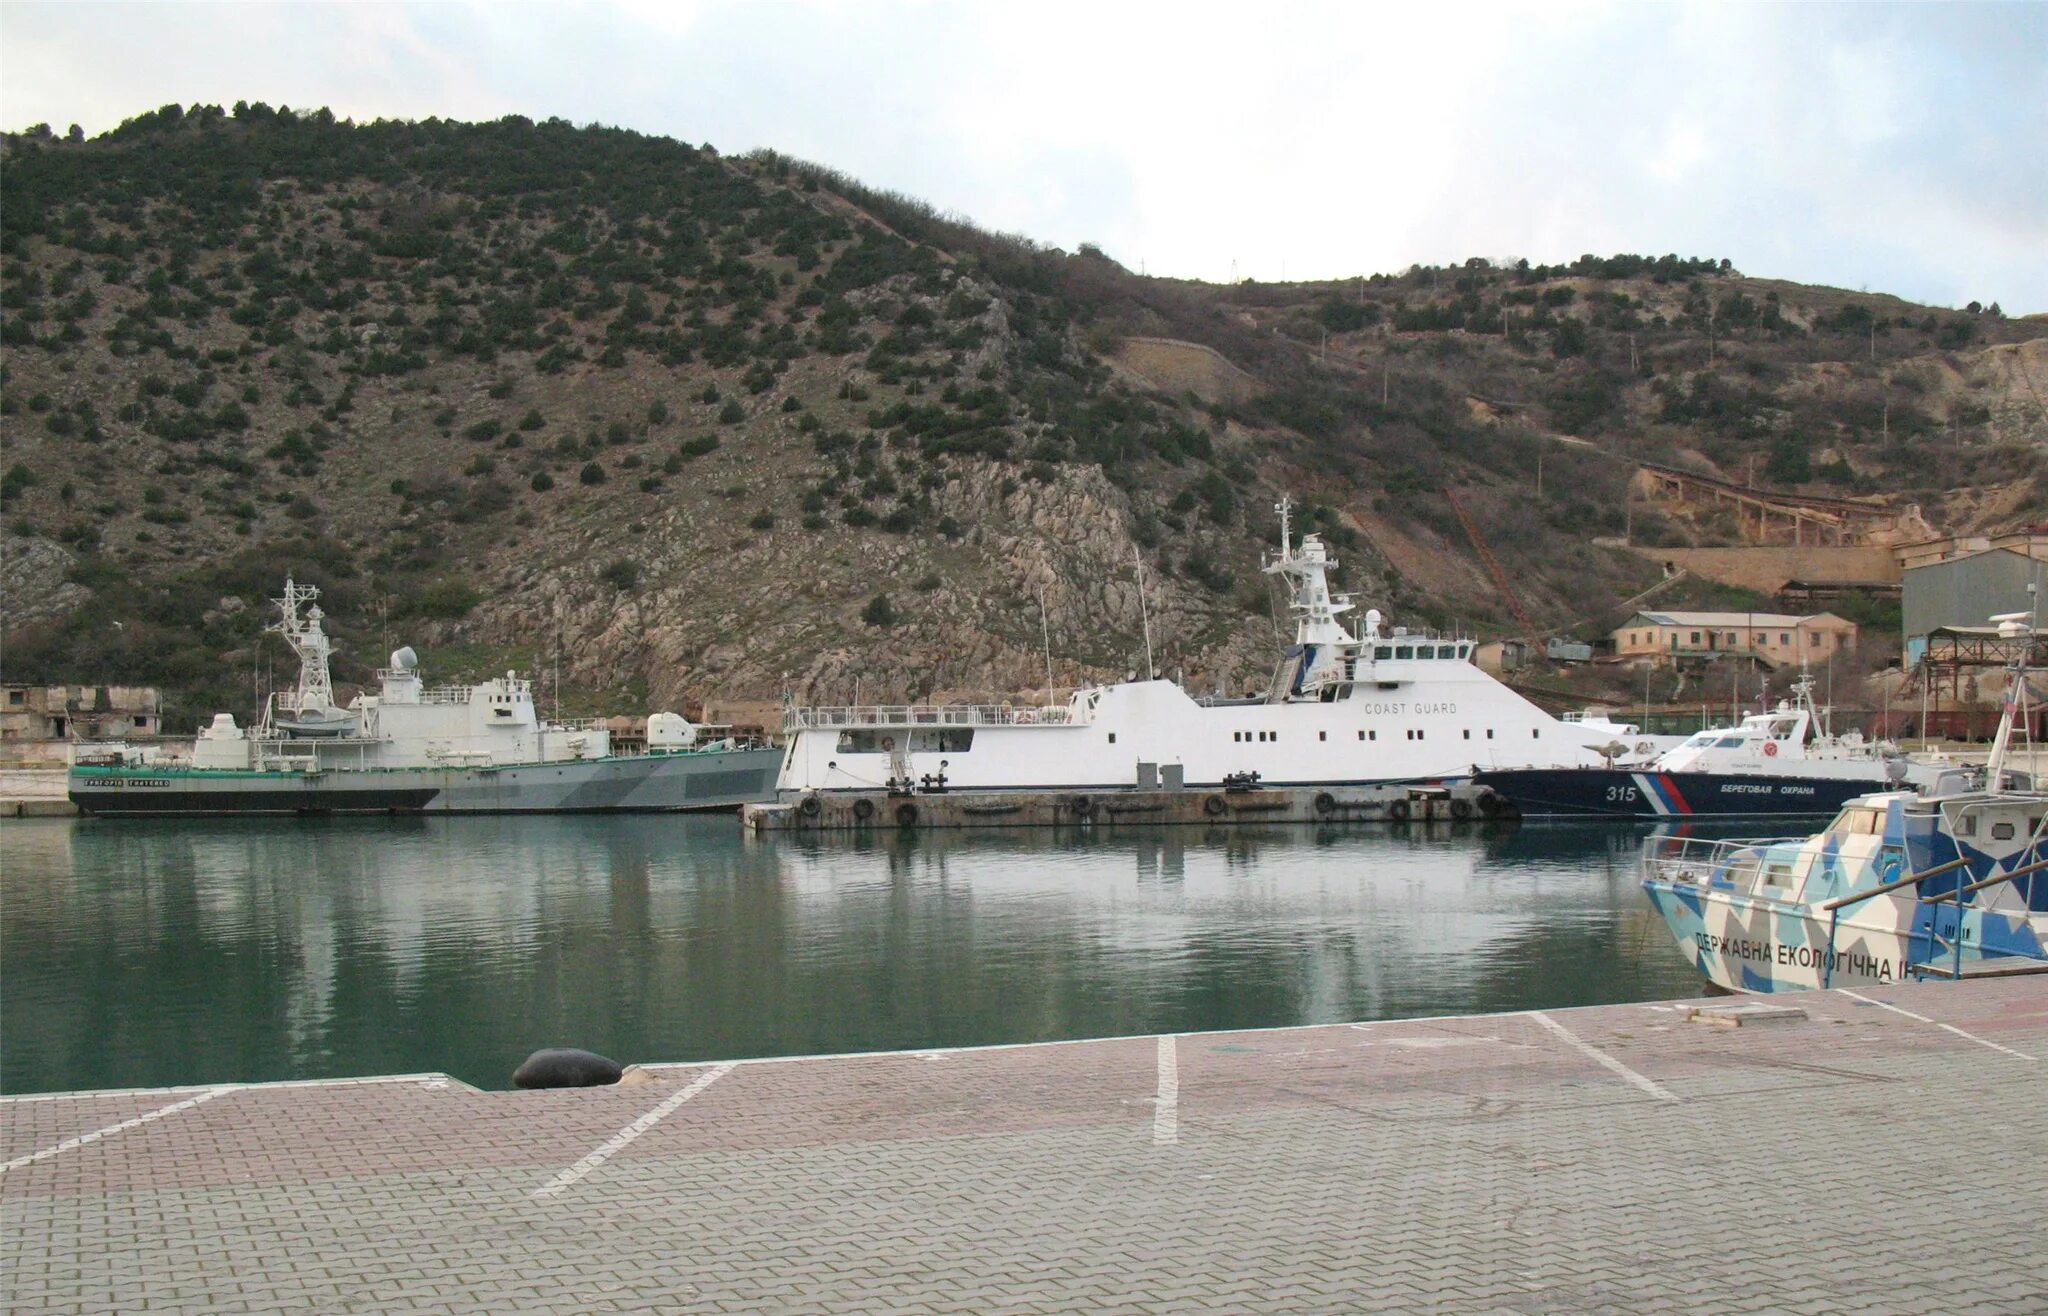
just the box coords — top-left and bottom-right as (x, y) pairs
(1486, 729), (1495, 739)
(1462, 729), (1470, 740)
(910, 729), (975, 753)
(1375, 646), (1392, 660)
(1417, 730), (1424, 741)
(1369, 730), (1377, 741)
(1715, 737), (1745, 749)
(1957, 814), (1977, 836)
(1108, 732), (1117, 744)
(1395, 646), (1413, 659)
(1532, 729), (1540, 739)
(1993, 822), (2016, 841)
(1319, 731), (1327, 742)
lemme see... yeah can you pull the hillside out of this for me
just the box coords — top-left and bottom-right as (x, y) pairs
(2, 106), (2045, 728)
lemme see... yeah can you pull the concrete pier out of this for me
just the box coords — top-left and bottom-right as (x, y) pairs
(746, 782), (1505, 831)
(5, 978), (2045, 1312)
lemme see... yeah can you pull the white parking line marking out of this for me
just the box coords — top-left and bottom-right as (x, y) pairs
(534, 1063), (735, 1199)
(1527, 1012), (1679, 1103)
(1153, 1034), (1179, 1146)
(1835, 989), (2037, 1062)
(0, 1086), (235, 1174)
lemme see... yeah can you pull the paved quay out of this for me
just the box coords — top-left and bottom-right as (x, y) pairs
(5, 979), (2046, 1314)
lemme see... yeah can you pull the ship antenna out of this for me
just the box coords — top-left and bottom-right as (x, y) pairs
(1133, 546), (1156, 681)
(1039, 585), (1055, 708)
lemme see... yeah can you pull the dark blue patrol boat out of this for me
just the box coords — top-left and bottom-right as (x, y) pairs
(1473, 682), (1901, 819)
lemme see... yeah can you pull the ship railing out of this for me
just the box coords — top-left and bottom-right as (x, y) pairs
(784, 704), (1082, 731)
(1638, 834), (1789, 892)
(1816, 824), (2048, 984)
(254, 748), (322, 773)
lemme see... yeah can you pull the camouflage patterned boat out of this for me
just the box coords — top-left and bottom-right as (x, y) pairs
(1640, 788), (2048, 991)
(1641, 610), (2048, 992)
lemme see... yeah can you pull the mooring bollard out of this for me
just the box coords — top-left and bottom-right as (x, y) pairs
(512, 1048), (623, 1089)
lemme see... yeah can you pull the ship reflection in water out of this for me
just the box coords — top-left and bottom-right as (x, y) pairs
(0, 816), (1715, 1095)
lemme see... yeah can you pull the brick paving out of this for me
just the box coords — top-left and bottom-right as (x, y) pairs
(5, 979), (2047, 1313)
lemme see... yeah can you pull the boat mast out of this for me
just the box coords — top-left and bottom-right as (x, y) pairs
(268, 577), (337, 717)
(1985, 604), (2038, 795)
(1133, 546), (1155, 680)
(1261, 496), (1357, 648)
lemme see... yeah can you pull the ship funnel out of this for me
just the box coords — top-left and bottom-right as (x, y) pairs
(390, 646), (419, 671)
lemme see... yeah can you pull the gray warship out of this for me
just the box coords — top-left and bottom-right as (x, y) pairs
(69, 579), (782, 816)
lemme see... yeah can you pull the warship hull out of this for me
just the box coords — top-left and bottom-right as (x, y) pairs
(69, 748), (784, 816)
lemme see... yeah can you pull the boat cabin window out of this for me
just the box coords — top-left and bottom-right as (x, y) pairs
(1715, 737), (1746, 749)
(1394, 646), (1414, 659)
(835, 728), (973, 754)
(1956, 813), (1977, 837)
(1375, 646), (1392, 660)
(1828, 807), (1885, 836)
(1993, 822), (2016, 841)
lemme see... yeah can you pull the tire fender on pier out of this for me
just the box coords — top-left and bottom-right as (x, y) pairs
(894, 801), (919, 828)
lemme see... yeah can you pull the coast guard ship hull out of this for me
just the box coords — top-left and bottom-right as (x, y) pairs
(1468, 767), (1877, 819)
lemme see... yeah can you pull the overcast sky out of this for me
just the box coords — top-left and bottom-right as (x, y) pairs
(5, 1), (2044, 312)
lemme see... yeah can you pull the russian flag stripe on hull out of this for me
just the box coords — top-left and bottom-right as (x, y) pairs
(1631, 772), (1692, 816)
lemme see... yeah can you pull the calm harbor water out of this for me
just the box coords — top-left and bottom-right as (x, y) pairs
(1, 815), (1713, 1095)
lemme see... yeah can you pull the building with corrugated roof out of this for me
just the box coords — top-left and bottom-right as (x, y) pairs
(1900, 534), (2048, 665)
(1610, 611), (1858, 668)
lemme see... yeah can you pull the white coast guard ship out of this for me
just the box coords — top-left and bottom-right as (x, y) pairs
(776, 501), (1610, 799)
(70, 578), (781, 815)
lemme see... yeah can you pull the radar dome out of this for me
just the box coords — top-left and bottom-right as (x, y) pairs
(390, 646), (419, 671)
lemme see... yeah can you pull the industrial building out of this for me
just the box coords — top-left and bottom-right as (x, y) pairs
(1610, 610), (1858, 668)
(1, 685), (162, 762)
(1900, 533), (2048, 664)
